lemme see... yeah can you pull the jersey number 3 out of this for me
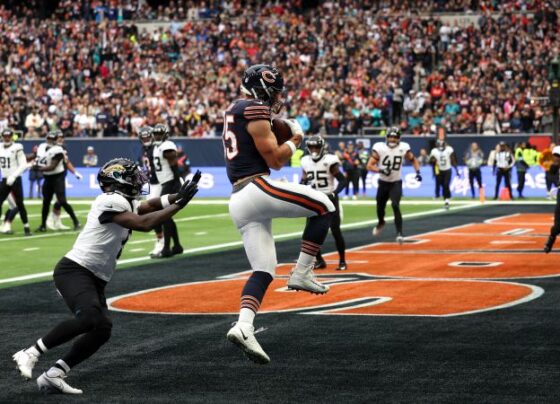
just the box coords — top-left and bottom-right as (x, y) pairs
(222, 114), (238, 160)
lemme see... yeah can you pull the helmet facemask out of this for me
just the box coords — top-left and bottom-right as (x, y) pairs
(2, 131), (13, 147)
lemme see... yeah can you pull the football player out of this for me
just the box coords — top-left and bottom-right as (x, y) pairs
(0, 128), (31, 235)
(301, 135), (347, 270)
(151, 123), (183, 257)
(47, 132), (83, 230)
(12, 159), (200, 395)
(35, 131), (81, 232)
(429, 139), (459, 210)
(223, 64), (335, 364)
(1, 194), (19, 234)
(367, 127), (421, 243)
(138, 126), (165, 256)
(545, 146), (560, 253)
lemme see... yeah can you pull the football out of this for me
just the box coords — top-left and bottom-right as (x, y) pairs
(272, 118), (293, 145)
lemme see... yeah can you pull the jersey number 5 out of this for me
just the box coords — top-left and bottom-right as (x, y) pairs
(307, 171), (328, 188)
(222, 114), (238, 160)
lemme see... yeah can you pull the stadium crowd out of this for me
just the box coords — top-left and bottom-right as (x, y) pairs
(0, 0), (558, 138)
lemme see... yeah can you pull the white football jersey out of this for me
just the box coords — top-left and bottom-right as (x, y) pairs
(430, 145), (454, 171)
(39, 145), (66, 175)
(301, 153), (340, 194)
(153, 140), (177, 184)
(36, 142), (49, 159)
(0, 143), (26, 178)
(372, 141), (411, 182)
(66, 193), (139, 282)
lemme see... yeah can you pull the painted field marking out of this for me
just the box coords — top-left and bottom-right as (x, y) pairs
(23, 247), (39, 252)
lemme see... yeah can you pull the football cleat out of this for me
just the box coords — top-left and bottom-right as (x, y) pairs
(46, 214), (56, 230)
(314, 259), (327, 270)
(287, 267), (329, 294)
(13, 350), (38, 380)
(24, 228), (32, 236)
(444, 200), (450, 210)
(149, 238), (164, 256)
(373, 221), (385, 236)
(73, 222), (81, 231)
(171, 245), (184, 255)
(544, 234), (557, 254)
(396, 233), (404, 245)
(1, 221), (13, 234)
(36, 226), (47, 233)
(37, 371), (83, 395)
(336, 262), (347, 271)
(151, 248), (173, 259)
(227, 322), (270, 365)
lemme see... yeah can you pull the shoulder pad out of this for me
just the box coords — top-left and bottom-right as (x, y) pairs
(160, 141), (177, 152)
(97, 193), (132, 213)
(325, 154), (340, 166)
(241, 99), (271, 121)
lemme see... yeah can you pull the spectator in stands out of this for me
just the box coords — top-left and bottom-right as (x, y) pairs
(418, 148), (430, 166)
(82, 146), (98, 167)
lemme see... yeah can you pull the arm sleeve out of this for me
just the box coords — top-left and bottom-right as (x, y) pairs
(12, 147), (29, 178)
(334, 170), (347, 194)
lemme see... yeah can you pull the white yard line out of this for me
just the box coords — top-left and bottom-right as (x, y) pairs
(0, 203), (481, 285)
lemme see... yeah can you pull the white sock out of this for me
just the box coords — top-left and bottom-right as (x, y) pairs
(295, 252), (315, 273)
(48, 359), (70, 377)
(238, 308), (255, 325)
(25, 346), (41, 357)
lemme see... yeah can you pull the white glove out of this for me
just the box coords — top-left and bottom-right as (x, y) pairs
(283, 119), (304, 140)
(75, 172), (83, 180)
(550, 186), (558, 200)
(6, 175), (16, 186)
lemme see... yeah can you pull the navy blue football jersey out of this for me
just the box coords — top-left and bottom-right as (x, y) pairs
(223, 99), (271, 184)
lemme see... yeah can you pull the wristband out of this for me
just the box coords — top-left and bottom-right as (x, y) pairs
(285, 140), (297, 155)
(161, 194), (170, 208)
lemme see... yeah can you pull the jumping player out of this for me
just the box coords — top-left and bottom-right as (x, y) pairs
(12, 158), (200, 395)
(301, 135), (347, 270)
(0, 128), (31, 235)
(367, 127), (421, 243)
(223, 64), (335, 364)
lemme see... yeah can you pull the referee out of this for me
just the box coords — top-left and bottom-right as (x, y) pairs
(493, 141), (514, 200)
(36, 131), (80, 232)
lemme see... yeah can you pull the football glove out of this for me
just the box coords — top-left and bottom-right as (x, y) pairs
(6, 175), (15, 186)
(176, 170), (201, 208)
(380, 168), (391, 176)
(75, 171), (83, 180)
(283, 119), (304, 141)
(415, 171), (422, 182)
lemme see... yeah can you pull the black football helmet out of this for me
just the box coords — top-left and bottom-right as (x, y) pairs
(2, 128), (14, 146)
(138, 126), (154, 147)
(436, 139), (446, 150)
(240, 64), (284, 113)
(386, 127), (401, 148)
(306, 135), (327, 162)
(97, 158), (148, 199)
(153, 123), (169, 145)
(46, 129), (61, 144)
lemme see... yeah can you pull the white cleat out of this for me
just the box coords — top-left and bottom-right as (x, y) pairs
(396, 233), (404, 245)
(46, 214), (56, 230)
(287, 267), (330, 294)
(13, 350), (38, 380)
(227, 322), (270, 365)
(373, 221), (385, 236)
(37, 371), (83, 395)
(149, 238), (164, 257)
(1, 222), (12, 234)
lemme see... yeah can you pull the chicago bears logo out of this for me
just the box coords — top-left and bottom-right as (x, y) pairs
(261, 70), (277, 84)
(108, 214), (556, 317)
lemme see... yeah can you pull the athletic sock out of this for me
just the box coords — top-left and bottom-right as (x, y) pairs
(49, 360), (70, 377)
(295, 240), (321, 272)
(238, 271), (273, 326)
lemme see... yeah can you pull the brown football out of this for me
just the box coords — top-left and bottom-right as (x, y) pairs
(271, 118), (293, 145)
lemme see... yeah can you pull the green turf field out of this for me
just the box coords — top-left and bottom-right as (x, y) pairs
(0, 198), (466, 286)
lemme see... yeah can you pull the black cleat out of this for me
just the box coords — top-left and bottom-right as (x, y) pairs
(544, 234), (557, 254)
(36, 226), (47, 233)
(314, 259), (327, 270)
(171, 245), (184, 256)
(73, 222), (82, 231)
(336, 262), (347, 271)
(24, 228), (32, 236)
(151, 248), (173, 258)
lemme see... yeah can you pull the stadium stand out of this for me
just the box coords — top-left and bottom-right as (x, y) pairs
(0, 0), (557, 138)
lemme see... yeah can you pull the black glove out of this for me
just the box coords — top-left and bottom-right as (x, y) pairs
(327, 192), (337, 203)
(176, 170), (201, 208)
(415, 171), (422, 182)
(380, 168), (391, 176)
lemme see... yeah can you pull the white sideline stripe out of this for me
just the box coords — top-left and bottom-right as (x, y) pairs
(24, 210), (90, 219)
(23, 247), (39, 251)
(0, 203), (481, 285)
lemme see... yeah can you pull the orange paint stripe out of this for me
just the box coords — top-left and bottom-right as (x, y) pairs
(254, 178), (326, 214)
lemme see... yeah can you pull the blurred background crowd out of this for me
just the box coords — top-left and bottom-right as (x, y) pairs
(0, 0), (558, 139)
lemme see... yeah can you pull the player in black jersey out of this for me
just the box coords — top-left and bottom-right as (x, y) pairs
(224, 64), (335, 364)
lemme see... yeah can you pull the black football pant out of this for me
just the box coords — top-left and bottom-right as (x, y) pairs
(0, 177), (28, 224)
(315, 194), (346, 263)
(435, 169), (451, 199)
(468, 168), (482, 198)
(377, 179), (403, 233)
(516, 170), (526, 197)
(345, 169), (359, 196)
(41, 173), (78, 227)
(546, 171), (559, 192)
(360, 168), (368, 194)
(161, 179), (181, 249)
(494, 169), (513, 199)
(41, 258), (112, 369)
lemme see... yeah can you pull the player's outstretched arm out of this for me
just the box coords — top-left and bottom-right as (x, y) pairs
(247, 120), (302, 170)
(137, 171), (201, 215)
(330, 164), (347, 194)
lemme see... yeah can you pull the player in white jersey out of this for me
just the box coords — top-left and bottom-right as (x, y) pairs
(367, 127), (422, 243)
(301, 135), (348, 270)
(0, 129), (31, 235)
(429, 139), (459, 209)
(12, 158), (201, 395)
(138, 126), (165, 256)
(35, 131), (80, 231)
(151, 124), (183, 257)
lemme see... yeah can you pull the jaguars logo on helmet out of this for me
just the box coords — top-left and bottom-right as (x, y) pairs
(306, 135), (326, 162)
(385, 127), (401, 148)
(138, 126), (154, 147)
(98, 158), (148, 199)
(153, 124), (169, 145)
(240, 64), (285, 113)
